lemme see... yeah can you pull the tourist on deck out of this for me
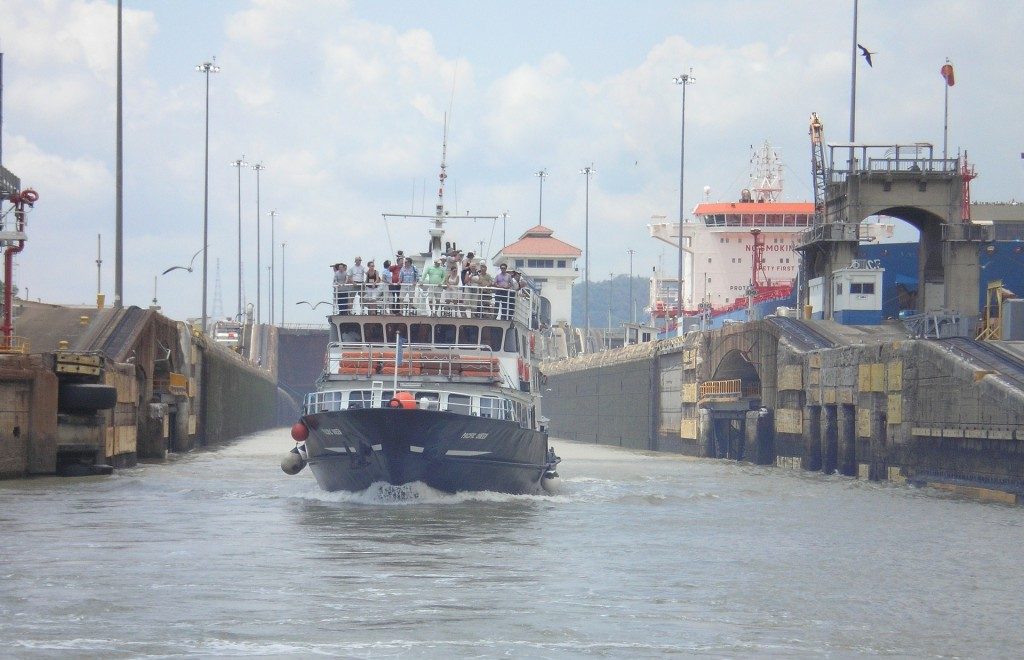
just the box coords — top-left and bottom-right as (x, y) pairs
(442, 264), (463, 317)
(475, 263), (495, 318)
(363, 260), (383, 314)
(333, 262), (350, 314)
(494, 263), (513, 320)
(420, 258), (446, 316)
(385, 258), (402, 313)
(399, 257), (420, 315)
(348, 256), (367, 311)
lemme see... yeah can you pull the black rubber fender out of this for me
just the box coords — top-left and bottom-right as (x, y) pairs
(58, 383), (118, 413)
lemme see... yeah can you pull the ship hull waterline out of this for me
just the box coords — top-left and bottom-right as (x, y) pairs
(301, 408), (551, 495)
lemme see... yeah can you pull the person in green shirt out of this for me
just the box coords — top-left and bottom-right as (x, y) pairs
(420, 258), (447, 315)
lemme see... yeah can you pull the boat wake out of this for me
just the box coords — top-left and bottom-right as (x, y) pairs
(293, 480), (572, 506)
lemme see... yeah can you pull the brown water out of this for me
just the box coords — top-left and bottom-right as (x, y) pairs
(2, 430), (1022, 657)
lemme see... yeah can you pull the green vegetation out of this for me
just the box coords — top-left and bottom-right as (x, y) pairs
(570, 275), (648, 328)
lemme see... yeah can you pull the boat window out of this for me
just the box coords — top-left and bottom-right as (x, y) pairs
(503, 399), (515, 421)
(458, 325), (479, 345)
(338, 323), (361, 343)
(446, 394), (472, 416)
(385, 323), (407, 343)
(379, 391), (394, 408)
(836, 283), (844, 295)
(479, 396), (502, 419)
(480, 326), (503, 351)
(504, 327), (518, 353)
(415, 392), (439, 410)
(557, 260), (566, 268)
(410, 323), (432, 344)
(435, 324), (456, 344)
(323, 391), (343, 412)
(348, 390), (372, 410)
(363, 323), (384, 343)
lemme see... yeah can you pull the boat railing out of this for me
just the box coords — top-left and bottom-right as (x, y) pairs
(328, 341), (504, 381)
(332, 283), (535, 327)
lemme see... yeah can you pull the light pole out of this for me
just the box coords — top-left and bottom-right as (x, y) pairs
(268, 209), (277, 324)
(500, 210), (509, 249)
(196, 59), (219, 332)
(627, 248), (635, 323)
(115, 0), (123, 308)
(673, 69), (695, 321)
(280, 242), (286, 325)
(252, 162), (266, 325)
(941, 59), (954, 161)
(535, 169), (547, 225)
(580, 164), (596, 342)
(230, 155), (248, 320)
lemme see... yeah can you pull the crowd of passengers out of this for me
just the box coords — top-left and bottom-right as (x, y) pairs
(330, 247), (532, 319)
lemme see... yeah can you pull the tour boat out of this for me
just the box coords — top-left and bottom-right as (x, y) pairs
(281, 141), (560, 495)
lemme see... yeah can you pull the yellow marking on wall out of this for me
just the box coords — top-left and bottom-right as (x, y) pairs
(928, 482), (1017, 505)
(839, 388), (855, 405)
(681, 383), (698, 403)
(776, 409), (803, 434)
(106, 424), (137, 458)
(887, 361), (903, 391)
(809, 353), (821, 369)
(680, 418), (698, 439)
(858, 463), (871, 479)
(887, 394), (902, 425)
(870, 363), (885, 392)
(823, 387), (837, 405)
(887, 466), (906, 485)
(857, 408), (872, 437)
(858, 364), (871, 392)
(778, 365), (803, 391)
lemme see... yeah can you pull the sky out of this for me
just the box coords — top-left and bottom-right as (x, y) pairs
(1, 0), (1022, 326)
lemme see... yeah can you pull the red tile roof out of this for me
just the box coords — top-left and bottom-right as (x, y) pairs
(501, 224), (581, 257)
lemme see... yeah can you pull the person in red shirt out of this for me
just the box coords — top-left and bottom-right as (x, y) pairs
(384, 255), (402, 314)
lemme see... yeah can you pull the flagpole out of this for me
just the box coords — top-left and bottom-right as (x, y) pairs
(943, 59), (950, 161)
(393, 332), (401, 392)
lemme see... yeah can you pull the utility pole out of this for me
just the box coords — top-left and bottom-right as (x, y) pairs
(673, 69), (695, 322)
(252, 162), (266, 325)
(267, 209), (276, 324)
(535, 169), (548, 225)
(114, 0), (123, 308)
(627, 248), (635, 323)
(96, 234), (102, 297)
(196, 58), (219, 332)
(580, 164), (596, 343)
(230, 155), (248, 319)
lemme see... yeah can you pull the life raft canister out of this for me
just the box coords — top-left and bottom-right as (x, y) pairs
(389, 391), (416, 409)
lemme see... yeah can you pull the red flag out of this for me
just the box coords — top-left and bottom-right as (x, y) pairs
(941, 63), (955, 87)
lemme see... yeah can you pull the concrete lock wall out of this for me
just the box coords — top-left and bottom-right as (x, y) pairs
(202, 345), (277, 444)
(0, 355), (58, 478)
(541, 321), (1024, 499)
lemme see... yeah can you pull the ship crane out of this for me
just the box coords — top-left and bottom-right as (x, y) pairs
(809, 112), (828, 225)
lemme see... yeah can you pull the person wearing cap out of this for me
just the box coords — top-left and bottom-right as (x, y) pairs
(332, 262), (350, 315)
(420, 257), (446, 316)
(494, 263), (513, 320)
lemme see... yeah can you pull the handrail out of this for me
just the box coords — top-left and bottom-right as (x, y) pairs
(331, 282), (536, 327)
(0, 336), (30, 354)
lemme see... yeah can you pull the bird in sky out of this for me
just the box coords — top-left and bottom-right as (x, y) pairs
(857, 44), (876, 67)
(296, 300), (331, 309)
(161, 245), (207, 275)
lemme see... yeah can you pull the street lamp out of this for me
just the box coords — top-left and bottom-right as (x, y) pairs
(673, 69), (695, 321)
(535, 169), (548, 225)
(252, 161), (266, 325)
(196, 58), (219, 332)
(230, 155), (248, 320)
(267, 209), (277, 325)
(580, 164), (596, 343)
(280, 242), (286, 325)
(627, 248), (635, 323)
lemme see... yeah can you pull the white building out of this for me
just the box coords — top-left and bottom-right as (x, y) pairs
(493, 224), (581, 326)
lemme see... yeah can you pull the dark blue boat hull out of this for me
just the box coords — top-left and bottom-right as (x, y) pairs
(301, 408), (550, 494)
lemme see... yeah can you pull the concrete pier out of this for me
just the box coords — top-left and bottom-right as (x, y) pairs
(542, 318), (1024, 503)
(0, 301), (279, 478)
